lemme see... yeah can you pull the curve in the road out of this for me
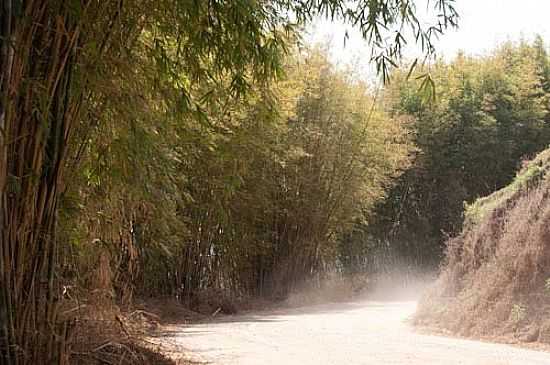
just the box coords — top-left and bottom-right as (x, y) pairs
(156, 301), (550, 365)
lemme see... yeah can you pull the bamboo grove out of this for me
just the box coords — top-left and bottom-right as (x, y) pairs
(3, 1), (550, 363)
(63, 50), (410, 306)
(342, 39), (550, 274)
(0, 0), (489, 363)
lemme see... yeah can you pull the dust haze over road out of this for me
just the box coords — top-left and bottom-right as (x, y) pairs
(158, 300), (550, 365)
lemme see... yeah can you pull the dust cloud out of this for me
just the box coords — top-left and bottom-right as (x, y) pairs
(284, 269), (436, 308)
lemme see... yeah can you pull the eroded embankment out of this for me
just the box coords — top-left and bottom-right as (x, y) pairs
(416, 148), (550, 343)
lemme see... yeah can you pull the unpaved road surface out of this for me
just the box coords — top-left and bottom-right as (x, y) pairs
(157, 301), (550, 364)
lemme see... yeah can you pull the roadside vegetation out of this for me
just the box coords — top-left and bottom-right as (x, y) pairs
(346, 38), (550, 274)
(416, 149), (550, 344)
(2, 1), (550, 364)
(0, 1), (457, 363)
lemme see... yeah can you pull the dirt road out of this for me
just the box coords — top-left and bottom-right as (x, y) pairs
(158, 301), (550, 364)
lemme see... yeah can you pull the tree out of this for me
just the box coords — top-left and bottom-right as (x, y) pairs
(357, 40), (550, 271)
(0, 1), (457, 363)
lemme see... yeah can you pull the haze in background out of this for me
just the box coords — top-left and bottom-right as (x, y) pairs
(307, 0), (550, 78)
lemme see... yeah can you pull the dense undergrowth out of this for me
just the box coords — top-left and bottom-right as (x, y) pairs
(416, 148), (550, 343)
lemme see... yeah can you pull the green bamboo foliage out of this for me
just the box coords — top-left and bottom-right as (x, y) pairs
(351, 40), (550, 273)
(0, 1), (293, 362)
(62, 48), (410, 304)
(0, 1), (457, 362)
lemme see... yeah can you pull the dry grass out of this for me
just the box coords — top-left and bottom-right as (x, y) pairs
(60, 263), (187, 365)
(67, 306), (178, 365)
(416, 148), (550, 344)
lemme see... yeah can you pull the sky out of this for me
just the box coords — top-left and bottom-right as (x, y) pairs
(306, 0), (550, 75)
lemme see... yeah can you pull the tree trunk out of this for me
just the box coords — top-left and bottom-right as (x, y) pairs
(0, 1), (82, 363)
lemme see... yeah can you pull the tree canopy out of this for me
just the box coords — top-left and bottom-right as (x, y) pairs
(342, 39), (550, 273)
(0, 1), (464, 363)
